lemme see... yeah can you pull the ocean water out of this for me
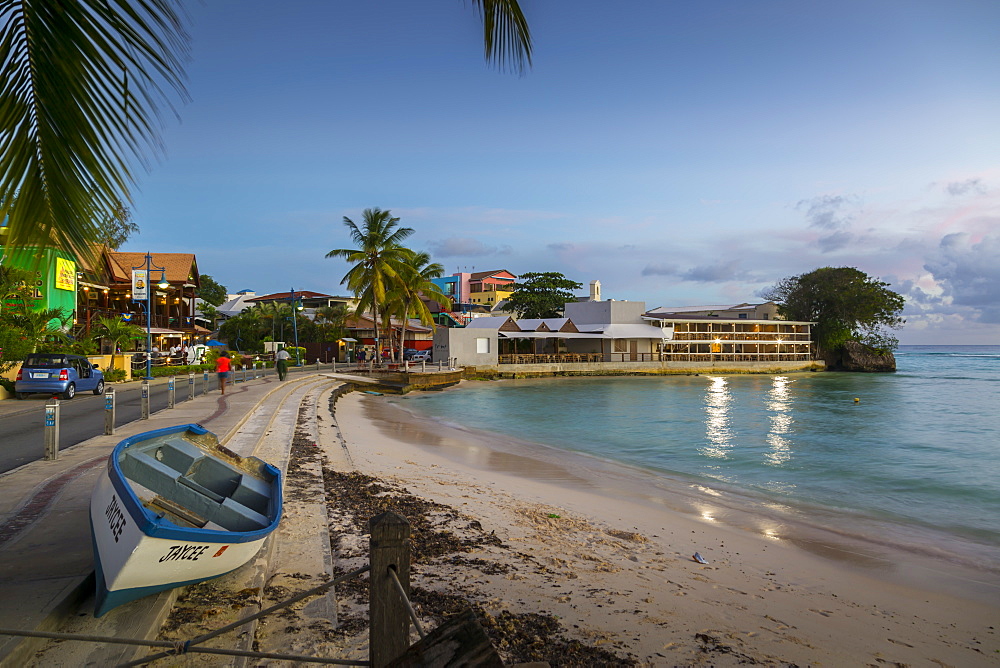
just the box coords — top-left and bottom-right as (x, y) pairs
(395, 345), (1000, 573)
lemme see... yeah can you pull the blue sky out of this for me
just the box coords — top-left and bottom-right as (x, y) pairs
(122, 0), (1000, 344)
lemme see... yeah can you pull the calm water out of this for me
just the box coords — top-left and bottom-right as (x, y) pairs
(397, 345), (1000, 570)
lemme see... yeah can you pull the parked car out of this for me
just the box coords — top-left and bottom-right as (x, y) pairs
(408, 352), (432, 363)
(402, 348), (419, 360)
(14, 353), (105, 400)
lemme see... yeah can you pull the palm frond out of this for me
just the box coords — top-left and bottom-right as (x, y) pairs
(472, 0), (533, 74)
(0, 0), (189, 260)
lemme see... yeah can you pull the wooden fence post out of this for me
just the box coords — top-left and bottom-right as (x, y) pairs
(369, 511), (411, 668)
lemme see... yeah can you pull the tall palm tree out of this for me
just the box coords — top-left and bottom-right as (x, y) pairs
(1, 2), (530, 258)
(326, 208), (415, 359)
(386, 251), (451, 363)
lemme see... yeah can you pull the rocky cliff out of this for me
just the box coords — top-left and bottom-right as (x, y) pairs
(821, 341), (896, 372)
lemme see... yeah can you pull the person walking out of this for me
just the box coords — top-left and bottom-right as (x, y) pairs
(276, 347), (291, 381)
(216, 349), (231, 395)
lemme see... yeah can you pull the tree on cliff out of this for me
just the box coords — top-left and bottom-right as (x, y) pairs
(762, 267), (905, 354)
(506, 272), (583, 319)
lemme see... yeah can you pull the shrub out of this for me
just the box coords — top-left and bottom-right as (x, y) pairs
(103, 368), (127, 383)
(149, 364), (213, 378)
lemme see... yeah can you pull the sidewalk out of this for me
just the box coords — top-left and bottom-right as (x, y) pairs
(0, 371), (330, 666)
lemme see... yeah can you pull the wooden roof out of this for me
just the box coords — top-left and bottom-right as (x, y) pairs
(107, 252), (200, 286)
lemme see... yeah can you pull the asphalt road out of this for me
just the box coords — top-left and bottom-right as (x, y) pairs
(0, 370), (274, 475)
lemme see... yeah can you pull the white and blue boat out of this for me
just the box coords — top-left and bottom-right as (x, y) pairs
(89, 424), (282, 617)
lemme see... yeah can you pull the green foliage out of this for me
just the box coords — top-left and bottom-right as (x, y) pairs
(505, 272), (583, 319)
(103, 368), (127, 383)
(196, 275), (228, 306)
(96, 202), (139, 250)
(326, 208), (415, 349)
(762, 267), (905, 354)
(149, 364), (213, 378)
(385, 250), (451, 362)
(284, 346), (306, 365)
(0, 0), (189, 258)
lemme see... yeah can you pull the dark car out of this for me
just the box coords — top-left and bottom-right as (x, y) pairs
(14, 353), (105, 400)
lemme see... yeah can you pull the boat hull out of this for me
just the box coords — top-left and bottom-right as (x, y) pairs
(89, 424), (281, 617)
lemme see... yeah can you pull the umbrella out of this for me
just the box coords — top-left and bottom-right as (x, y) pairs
(205, 339), (226, 347)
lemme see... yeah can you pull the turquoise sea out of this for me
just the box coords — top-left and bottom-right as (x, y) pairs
(395, 345), (1000, 578)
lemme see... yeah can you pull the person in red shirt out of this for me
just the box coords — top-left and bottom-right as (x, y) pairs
(215, 350), (231, 395)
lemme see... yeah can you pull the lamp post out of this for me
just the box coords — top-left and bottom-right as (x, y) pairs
(132, 253), (169, 379)
(290, 287), (302, 366)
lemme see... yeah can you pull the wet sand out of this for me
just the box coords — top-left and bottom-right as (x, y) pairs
(334, 391), (999, 666)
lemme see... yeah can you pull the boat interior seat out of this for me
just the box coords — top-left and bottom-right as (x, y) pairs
(151, 439), (205, 474)
(186, 455), (241, 499)
(230, 473), (271, 515)
(120, 451), (182, 491)
(214, 497), (270, 532)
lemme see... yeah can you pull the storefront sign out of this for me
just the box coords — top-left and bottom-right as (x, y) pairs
(54, 257), (76, 291)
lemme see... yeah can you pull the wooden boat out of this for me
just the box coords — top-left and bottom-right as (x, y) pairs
(89, 424), (282, 617)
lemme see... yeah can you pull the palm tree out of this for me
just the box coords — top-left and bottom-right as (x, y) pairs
(1, 2), (531, 258)
(91, 315), (145, 374)
(386, 251), (452, 363)
(326, 208), (415, 361)
(1, 1), (190, 259)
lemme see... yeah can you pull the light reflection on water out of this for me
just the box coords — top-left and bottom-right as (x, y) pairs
(398, 349), (1000, 563)
(701, 376), (733, 459)
(765, 375), (793, 467)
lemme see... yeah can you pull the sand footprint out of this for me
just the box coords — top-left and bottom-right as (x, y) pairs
(809, 608), (834, 617)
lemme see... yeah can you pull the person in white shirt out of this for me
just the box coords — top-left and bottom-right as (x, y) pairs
(276, 348), (291, 381)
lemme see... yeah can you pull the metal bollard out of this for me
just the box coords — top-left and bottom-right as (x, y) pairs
(203, 370), (209, 394)
(104, 388), (116, 435)
(44, 398), (60, 460)
(141, 380), (150, 419)
(168, 376), (175, 408)
(188, 372), (195, 400)
(316, 358), (321, 371)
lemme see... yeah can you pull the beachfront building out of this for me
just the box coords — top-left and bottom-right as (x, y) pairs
(427, 269), (517, 326)
(434, 299), (819, 374)
(642, 303), (813, 363)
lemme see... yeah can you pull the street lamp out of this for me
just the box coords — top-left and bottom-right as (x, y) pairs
(132, 252), (169, 379)
(289, 287), (303, 366)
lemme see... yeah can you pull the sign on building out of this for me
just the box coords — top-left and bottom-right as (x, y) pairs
(132, 269), (148, 301)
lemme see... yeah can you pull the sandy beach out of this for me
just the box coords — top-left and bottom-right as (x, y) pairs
(322, 389), (998, 666)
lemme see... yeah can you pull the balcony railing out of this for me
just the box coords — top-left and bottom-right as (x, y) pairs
(498, 351), (813, 364)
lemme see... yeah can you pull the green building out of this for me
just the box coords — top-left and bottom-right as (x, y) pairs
(0, 245), (78, 329)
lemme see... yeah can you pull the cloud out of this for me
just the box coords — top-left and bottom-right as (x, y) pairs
(641, 263), (678, 277)
(797, 194), (857, 230)
(817, 230), (854, 253)
(426, 237), (512, 258)
(547, 242), (574, 251)
(680, 260), (748, 283)
(923, 232), (1000, 323)
(944, 178), (986, 197)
